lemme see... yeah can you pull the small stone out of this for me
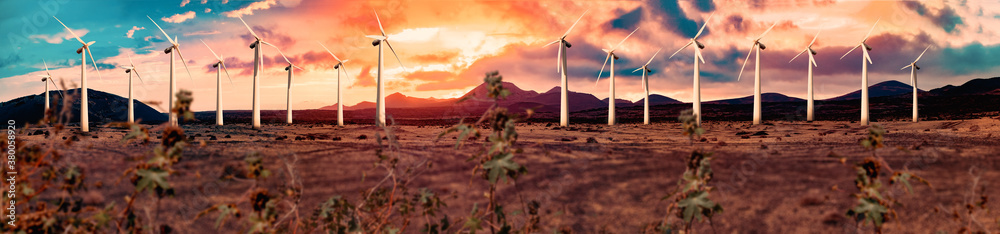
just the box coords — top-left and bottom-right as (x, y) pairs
(760, 144), (768, 149)
(358, 134), (368, 140)
(224, 135), (232, 138)
(718, 141), (728, 146)
(586, 137), (598, 143)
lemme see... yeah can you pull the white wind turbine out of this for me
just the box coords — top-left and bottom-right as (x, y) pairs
(121, 54), (147, 123)
(318, 42), (351, 127)
(901, 45), (931, 123)
(668, 13), (714, 126)
(200, 40), (235, 126)
(595, 27), (640, 126)
(238, 16), (287, 129)
(53, 16), (103, 133)
(736, 22), (778, 125)
(789, 31), (821, 122)
(544, 10), (588, 127)
(366, 10), (406, 127)
(273, 47), (303, 124)
(148, 15), (194, 127)
(840, 18), (880, 126)
(37, 60), (64, 115)
(632, 48), (661, 125)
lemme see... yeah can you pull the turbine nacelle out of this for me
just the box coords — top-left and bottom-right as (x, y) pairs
(809, 48), (817, 55)
(757, 42), (767, 50)
(213, 63), (220, 68)
(372, 39), (381, 46)
(563, 39), (572, 48)
(250, 41), (259, 49)
(164, 46), (173, 54)
(41, 77), (48, 82)
(914, 64), (920, 70)
(864, 43), (872, 51)
(694, 40), (704, 49)
(334, 63), (341, 69)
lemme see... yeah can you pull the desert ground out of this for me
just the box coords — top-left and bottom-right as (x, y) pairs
(14, 117), (1000, 233)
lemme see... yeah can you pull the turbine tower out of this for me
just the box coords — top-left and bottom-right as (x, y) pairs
(239, 16), (286, 129)
(596, 27), (640, 126)
(544, 10), (588, 127)
(840, 18), (879, 126)
(901, 46), (930, 122)
(53, 16), (102, 132)
(669, 13), (713, 126)
(632, 48), (661, 125)
(273, 48), (303, 124)
(148, 15), (194, 127)
(318, 42), (351, 127)
(789, 31), (820, 122)
(37, 60), (63, 115)
(366, 10), (406, 127)
(121, 54), (147, 123)
(201, 40), (234, 126)
(737, 23), (778, 125)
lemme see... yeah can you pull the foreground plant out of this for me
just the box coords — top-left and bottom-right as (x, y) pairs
(844, 124), (931, 233)
(439, 71), (538, 233)
(656, 110), (722, 233)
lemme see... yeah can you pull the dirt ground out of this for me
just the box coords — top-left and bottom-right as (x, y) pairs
(16, 117), (1000, 233)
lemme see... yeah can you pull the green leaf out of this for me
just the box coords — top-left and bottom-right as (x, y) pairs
(847, 197), (888, 227)
(890, 172), (931, 195)
(135, 168), (170, 192)
(464, 204), (482, 234)
(677, 190), (722, 224)
(483, 153), (520, 184)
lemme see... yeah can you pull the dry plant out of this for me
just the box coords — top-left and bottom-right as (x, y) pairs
(653, 109), (723, 233)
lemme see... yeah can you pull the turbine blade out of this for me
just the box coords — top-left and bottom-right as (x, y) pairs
(737, 46), (754, 81)
(611, 27), (640, 51)
(863, 48), (872, 64)
(914, 45), (930, 63)
(266, 42), (294, 65)
(695, 13), (715, 38)
(52, 16), (86, 45)
(317, 41), (343, 62)
(201, 39), (221, 60)
(789, 48), (807, 63)
(557, 44), (562, 73)
(175, 48), (195, 82)
(366, 35), (387, 40)
(633, 67), (643, 73)
(133, 69), (146, 84)
(757, 22), (778, 40)
(221, 62), (234, 85)
(901, 64), (912, 70)
(237, 16), (260, 39)
(87, 48), (103, 80)
(808, 31), (820, 47)
(543, 40), (561, 48)
(385, 41), (406, 72)
(373, 9), (387, 37)
(863, 18), (880, 41)
(147, 15), (176, 45)
(596, 54), (610, 85)
(809, 53), (818, 67)
(43, 59), (50, 73)
(562, 10), (589, 38)
(669, 41), (693, 59)
(127, 53), (136, 66)
(50, 78), (64, 98)
(840, 44), (861, 60)
(696, 49), (706, 64)
(341, 64), (352, 81)
(644, 48), (662, 67)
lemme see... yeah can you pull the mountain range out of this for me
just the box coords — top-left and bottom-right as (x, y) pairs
(3, 77), (999, 125)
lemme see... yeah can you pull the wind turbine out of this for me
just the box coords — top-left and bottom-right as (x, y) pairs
(273, 47), (303, 124)
(544, 10), (588, 127)
(318, 42), (351, 127)
(37, 60), (63, 115)
(669, 13), (714, 126)
(595, 27), (640, 126)
(238, 16), (286, 129)
(632, 48), (661, 125)
(201, 40), (234, 126)
(53, 16), (102, 133)
(366, 10), (406, 127)
(789, 31), (821, 122)
(840, 18), (879, 126)
(121, 54), (147, 123)
(901, 45), (930, 122)
(148, 15), (194, 127)
(737, 22), (778, 125)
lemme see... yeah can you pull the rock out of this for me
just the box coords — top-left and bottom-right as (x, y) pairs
(752, 131), (768, 136)
(718, 141), (727, 146)
(545, 123), (553, 127)
(209, 135), (217, 140)
(224, 135), (232, 138)
(32, 130), (43, 135)
(332, 136), (342, 141)
(559, 137), (577, 142)
(358, 134), (368, 140)
(760, 144), (768, 149)
(586, 137), (598, 143)
(295, 136), (305, 141)
(741, 135), (750, 139)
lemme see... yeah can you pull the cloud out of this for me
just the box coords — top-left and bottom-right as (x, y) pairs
(651, 0), (703, 38)
(410, 51), (460, 64)
(162, 11), (197, 23)
(183, 30), (220, 36)
(609, 7), (642, 30)
(239, 25), (295, 47)
(352, 66), (376, 87)
(902, 1), (964, 34)
(201, 0), (207, 4)
(125, 26), (145, 39)
(693, 0), (715, 12)
(181, 0), (191, 7)
(939, 42), (1000, 75)
(0, 54), (23, 69)
(29, 28), (89, 44)
(223, 0), (278, 18)
(205, 8), (212, 13)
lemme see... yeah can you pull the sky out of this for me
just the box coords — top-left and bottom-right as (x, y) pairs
(2, 0), (1000, 112)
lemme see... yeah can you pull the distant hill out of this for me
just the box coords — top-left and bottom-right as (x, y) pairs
(635, 94), (682, 105)
(0, 88), (167, 127)
(929, 77), (1000, 96)
(826, 80), (919, 101)
(706, 93), (805, 105)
